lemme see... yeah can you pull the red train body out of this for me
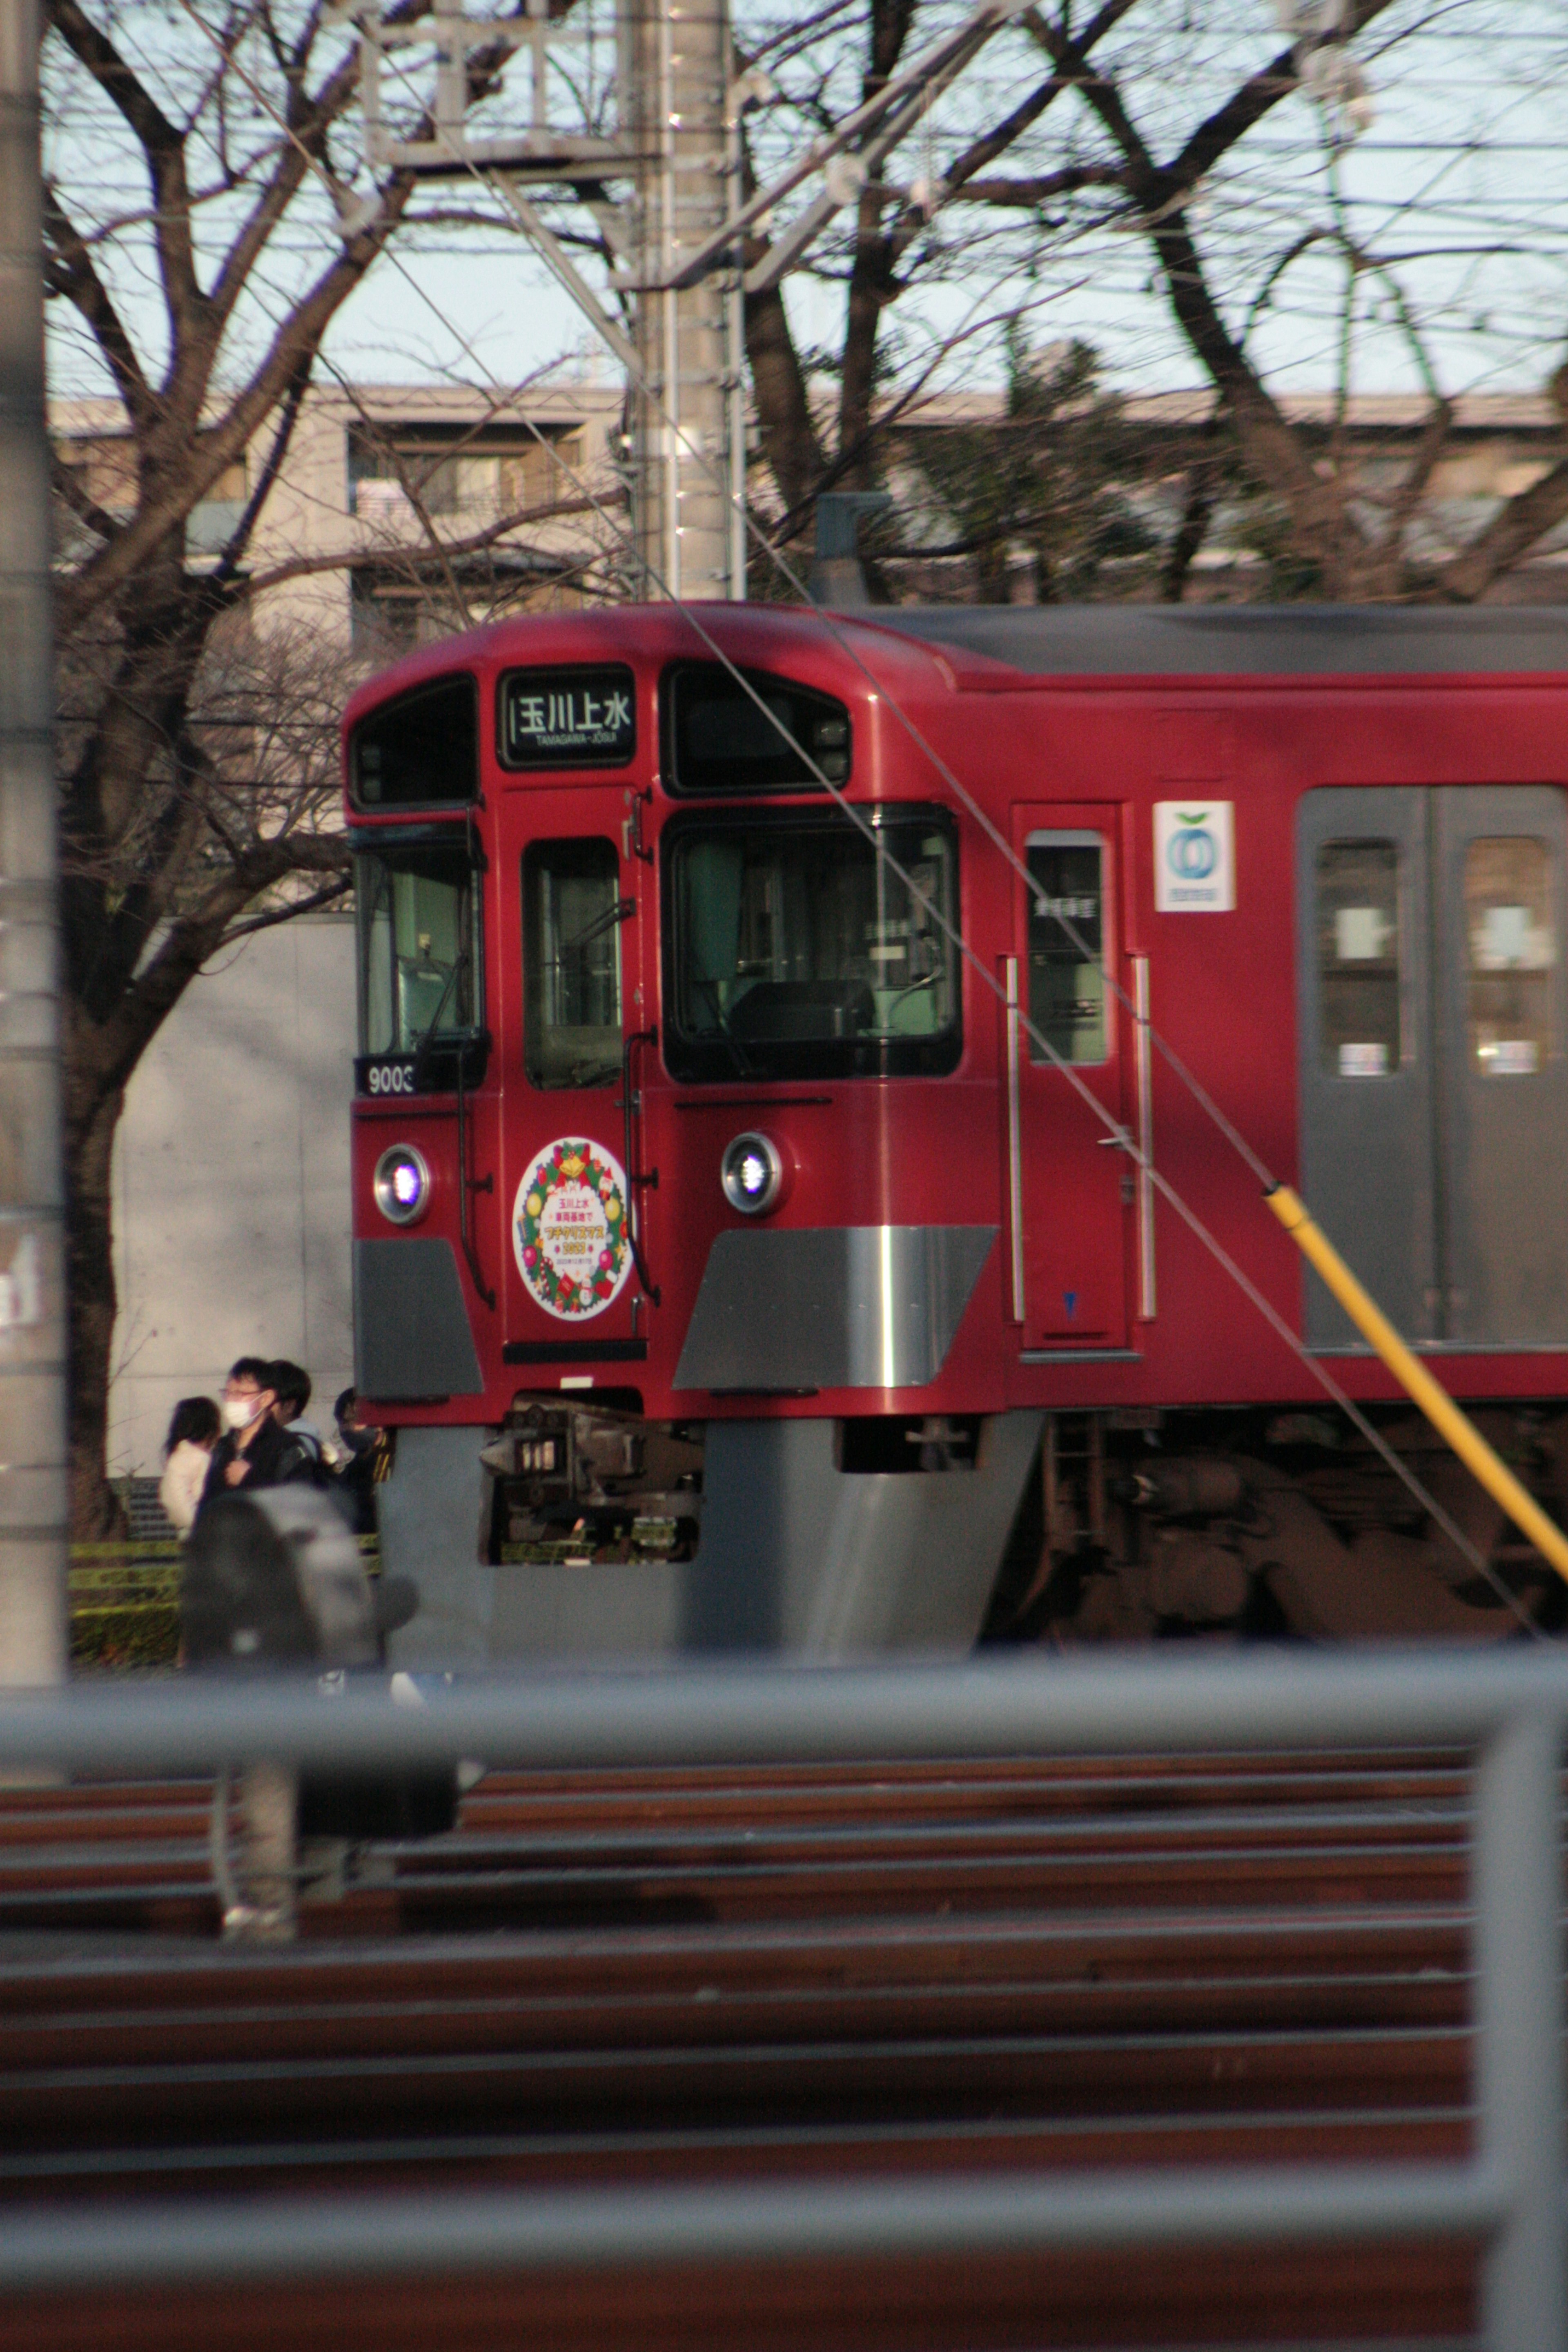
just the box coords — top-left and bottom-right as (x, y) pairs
(345, 603), (1568, 1656)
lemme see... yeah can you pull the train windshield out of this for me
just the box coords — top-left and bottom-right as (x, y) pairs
(664, 807), (960, 1082)
(355, 839), (483, 1057)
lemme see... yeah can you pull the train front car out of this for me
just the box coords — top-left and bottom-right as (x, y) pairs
(346, 609), (1032, 1666)
(350, 601), (1568, 1661)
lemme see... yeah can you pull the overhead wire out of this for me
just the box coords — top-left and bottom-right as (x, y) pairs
(172, 0), (1550, 1632)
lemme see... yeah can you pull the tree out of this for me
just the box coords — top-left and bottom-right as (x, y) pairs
(718, 0), (1568, 602)
(895, 328), (1160, 600)
(47, 2), (606, 1535)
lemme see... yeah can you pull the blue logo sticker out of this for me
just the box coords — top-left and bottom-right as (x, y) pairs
(1167, 823), (1218, 880)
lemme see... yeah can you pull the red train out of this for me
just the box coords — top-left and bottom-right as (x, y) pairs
(345, 601), (1568, 1660)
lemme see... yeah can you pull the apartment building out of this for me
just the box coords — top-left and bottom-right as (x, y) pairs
(881, 388), (1568, 603)
(54, 372), (626, 657)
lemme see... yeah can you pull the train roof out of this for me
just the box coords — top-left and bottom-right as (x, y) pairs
(869, 603), (1568, 676)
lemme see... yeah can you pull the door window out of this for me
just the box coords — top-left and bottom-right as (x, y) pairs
(1465, 837), (1554, 1076)
(1026, 833), (1107, 1066)
(522, 838), (624, 1089)
(1316, 840), (1401, 1077)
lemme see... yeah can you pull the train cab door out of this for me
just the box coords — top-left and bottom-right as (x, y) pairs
(1297, 784), (1568, 1349)
(1008, 806), (1130, 1351)
(497, 792), (653, 1365)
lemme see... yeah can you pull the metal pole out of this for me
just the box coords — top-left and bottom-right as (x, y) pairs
(1473, 1709), (1566, 2352)
(628, 0), (736, 599)
(0, 0), (67, 1686)
(724, 69), (746, 601)
(1266, 1184), (1568, 1586)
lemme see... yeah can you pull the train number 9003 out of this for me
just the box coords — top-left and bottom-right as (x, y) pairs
(358, 1058), (417, 1097)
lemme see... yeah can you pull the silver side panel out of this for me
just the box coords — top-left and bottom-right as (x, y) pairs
(674, 1225), (997, 1392)
(682, 1413), (1045, 1656)
(377, 1425), (497, 1669)
(354, 1237), (484, 1399)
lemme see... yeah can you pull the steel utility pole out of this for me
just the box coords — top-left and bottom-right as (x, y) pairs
(337, 0), (1026, 606)
(0, 0), (66, 1682)
(338, 0), (747, 601)
(624, 0), (742, 601)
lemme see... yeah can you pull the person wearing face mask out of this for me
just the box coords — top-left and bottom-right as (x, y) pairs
(333, 1387), (395, 1537)
(197, 1357), (321, 1518)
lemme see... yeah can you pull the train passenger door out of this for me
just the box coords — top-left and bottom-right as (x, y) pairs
(1296, 785), (1568, 1348)
(1435, 786), (1568, 1344)
(498, 790), (653, 1366)
(1296, 790), (1437, 1344)
(1009, 807), (1129, 1350)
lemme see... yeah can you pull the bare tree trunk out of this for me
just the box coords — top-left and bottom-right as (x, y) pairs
(744, 277), (824, 523)
(63, 1062), (124, 1540)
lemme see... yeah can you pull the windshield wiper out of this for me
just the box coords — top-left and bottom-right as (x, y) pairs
(695, 978), (755, 1078)
(563, 898), (635, 957)
(410, 949), (466, 1090)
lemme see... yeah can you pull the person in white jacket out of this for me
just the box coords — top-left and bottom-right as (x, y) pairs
(158, 1396), (221, 1535)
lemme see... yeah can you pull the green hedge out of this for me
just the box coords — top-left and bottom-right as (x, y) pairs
(69, 1535), (380, 1672)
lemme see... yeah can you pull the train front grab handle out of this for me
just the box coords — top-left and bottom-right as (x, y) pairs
(1266, 1184), (1568, 1589)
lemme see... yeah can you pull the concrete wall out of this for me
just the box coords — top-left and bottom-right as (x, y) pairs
(107, 913), (356, 1477)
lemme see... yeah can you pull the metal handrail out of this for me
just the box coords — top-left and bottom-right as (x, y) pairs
(0, 1646), (1562, 2349)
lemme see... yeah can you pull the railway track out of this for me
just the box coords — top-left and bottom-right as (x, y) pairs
(0, 1749), (1494, 2349)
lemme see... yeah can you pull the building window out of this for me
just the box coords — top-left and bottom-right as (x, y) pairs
(350, 569), (422, 658)
(347, 422), (583, 521)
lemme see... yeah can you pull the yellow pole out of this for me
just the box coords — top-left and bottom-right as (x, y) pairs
(1265, 1183), (1568, 1589)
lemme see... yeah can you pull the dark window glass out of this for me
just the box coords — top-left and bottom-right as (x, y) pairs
(1026, 835), (1108, 1067)
(1316, 840), (1401, 1077)
(500, 664), (636, 769)
(665, 664), (851, 794)
(523, 838), (625, 1090)
(350, 674), (478, 808)
(355, 842), (481, 1055)
(663, 807), (959, 1082)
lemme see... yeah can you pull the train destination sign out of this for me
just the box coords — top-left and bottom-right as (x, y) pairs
(501, 664), (636, 769)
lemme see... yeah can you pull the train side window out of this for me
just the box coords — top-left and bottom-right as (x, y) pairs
(1026, 833), (1107, 1066)
(1465, 837), (1554, 1076)
(523, 839), (624, 1089)
(1316, 840), (1401, 1077)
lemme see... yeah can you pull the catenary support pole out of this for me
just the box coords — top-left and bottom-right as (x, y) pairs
(1472, 1710), (1566, 2351)
(0, 0), (67, 1683)
(627, 0), (737, 599)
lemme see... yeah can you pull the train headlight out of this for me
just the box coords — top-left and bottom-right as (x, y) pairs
(373, 1143), (432, 1227)
(721, 1131), (786, 1217)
